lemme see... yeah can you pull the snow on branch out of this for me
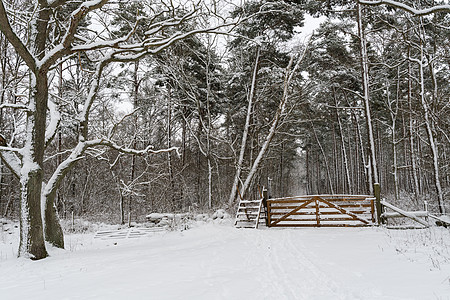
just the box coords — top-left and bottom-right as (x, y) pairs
(143, 10), (197, 37)
(0, 151), (21, 178)
(0, 134), (22, 178)
(0, 0), (36, 71)
(77, 54), (113, 137)
(44, 100), (61, 148)
(39, 0), (109, 70)
(0, 103), (30, 111)
(359, 0), (450, 16)
(70, 14), (141, 52)
(90, 139), (179, 156)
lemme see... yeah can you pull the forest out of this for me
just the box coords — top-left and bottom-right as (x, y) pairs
(0, 0), (448, 259)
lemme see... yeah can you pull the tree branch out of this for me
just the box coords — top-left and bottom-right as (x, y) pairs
(89, 139), (179, 156)
(44, 100), (61, 148)
(359, 0), (450, 16)
(0, 103), (30, 111)
(0, 134), (22, 178)
(39, 0), (109, 70)
(0, 0), (36, 71)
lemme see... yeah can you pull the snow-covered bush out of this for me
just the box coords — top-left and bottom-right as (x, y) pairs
(385, 227), (450, 270)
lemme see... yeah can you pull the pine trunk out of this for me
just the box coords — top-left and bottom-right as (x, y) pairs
(357, 3), (378, 188)
(417, 38), (445, 213)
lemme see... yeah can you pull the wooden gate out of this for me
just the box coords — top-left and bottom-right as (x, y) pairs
(266, 195), (375, 227)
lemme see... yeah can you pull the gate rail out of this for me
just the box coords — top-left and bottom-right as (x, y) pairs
(266, 194), (375, 227)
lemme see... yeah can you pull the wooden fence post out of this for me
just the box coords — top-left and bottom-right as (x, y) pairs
(423, 201), (428, 222)
(267, 177), (272, 199)
(374, 183), (383, 225)
(263, 188), (269, 227)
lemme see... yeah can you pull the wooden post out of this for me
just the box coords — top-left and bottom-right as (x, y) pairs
(315, 198), (320, 226)
(71, 211), (74, 232)
(263, 188), (269, 227)
(370, 198), (375, 223)
(423, 201), (428, 223)
(374, 183), (383, 225)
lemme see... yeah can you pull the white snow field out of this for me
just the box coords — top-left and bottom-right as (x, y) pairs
(1, 221), (449, 300)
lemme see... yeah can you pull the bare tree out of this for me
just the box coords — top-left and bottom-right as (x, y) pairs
(0, 0), (237, 259)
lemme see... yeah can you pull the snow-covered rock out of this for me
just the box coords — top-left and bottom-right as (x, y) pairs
(146, 213), (190, 227)
(212, 209), (231, 220)
(146, 213), (174, 223)
(194, 213), (210, 222)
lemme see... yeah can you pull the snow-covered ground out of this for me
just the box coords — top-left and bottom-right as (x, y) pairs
(1, 219), (449, 300)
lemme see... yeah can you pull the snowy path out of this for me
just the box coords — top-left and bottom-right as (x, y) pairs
(0, 224), (449, 299)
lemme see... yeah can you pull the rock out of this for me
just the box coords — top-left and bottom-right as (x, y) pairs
(195, 214), (209, 222)
(158, 217), (171, 227)
(146, 213), (166, 223)
(212, 209), (231, 220)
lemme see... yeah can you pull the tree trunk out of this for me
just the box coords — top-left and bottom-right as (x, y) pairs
(239, 53), (305, 199)
(228, 47), (260, 205)
(56, 62), (64, 217)
(167, 90), (176, 209)
(351, 108), (371, 195)
(333, 89), (351, 194)
(279, 142), (284, 196)
(306, 147), (310, 194)
(312, 121), (334, 194)
(332, 123), (339, 192)
(43, 187), (64, 248)
(407, 55), (420, 200)
(357, 3), (379, 188)
(417, 34), (445, 213)
(19, 72), (48, 259)
(390, 87), (399, 201)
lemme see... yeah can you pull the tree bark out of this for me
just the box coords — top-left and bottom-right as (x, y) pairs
(43, 187), (64, 248)
(19, 72), (48, 259)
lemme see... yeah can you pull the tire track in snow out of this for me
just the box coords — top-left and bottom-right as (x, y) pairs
(273, 230), (342, 299)
(254, 229), (360, 299)
(282, 230), (386, 299)
(281, 230), (351, 299)
(249, 229), (340, 300)
(251, 229), (298, 300)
